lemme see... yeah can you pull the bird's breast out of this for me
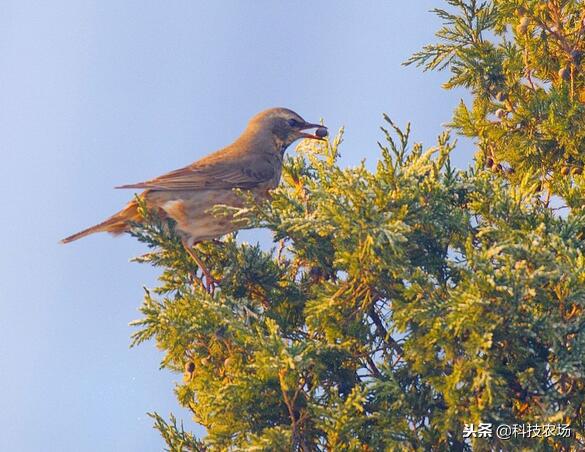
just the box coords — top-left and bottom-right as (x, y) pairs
(145, 187), (269, 243)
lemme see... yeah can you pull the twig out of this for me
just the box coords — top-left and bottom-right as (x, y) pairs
(368, 306), (404, 355)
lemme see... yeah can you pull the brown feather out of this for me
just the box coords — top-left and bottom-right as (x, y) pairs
(61, 200), (140, 243)
(63, 108), (321, 246)
(115, 135), (280, 191)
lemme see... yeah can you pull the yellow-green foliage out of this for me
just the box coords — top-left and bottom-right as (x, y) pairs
(130, 1), (585, 450)
(407, 0), (585, 209)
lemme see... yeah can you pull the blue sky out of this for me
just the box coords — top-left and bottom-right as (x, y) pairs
(0, 1), (471, 450)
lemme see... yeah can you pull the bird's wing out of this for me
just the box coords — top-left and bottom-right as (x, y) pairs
(116, 152), (277, 191)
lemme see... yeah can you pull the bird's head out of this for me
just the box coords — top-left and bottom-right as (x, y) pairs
(248, 107), (327, 150)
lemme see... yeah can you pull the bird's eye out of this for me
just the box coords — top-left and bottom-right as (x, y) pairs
(287, 118), (300, 127)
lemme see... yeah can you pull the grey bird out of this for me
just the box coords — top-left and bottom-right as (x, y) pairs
(61, 108), (327, 278)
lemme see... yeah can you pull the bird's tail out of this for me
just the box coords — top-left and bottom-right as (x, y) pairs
(60, 201), (140, 244)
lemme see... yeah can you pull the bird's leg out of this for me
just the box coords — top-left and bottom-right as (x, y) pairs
(181, 240), (218, 293)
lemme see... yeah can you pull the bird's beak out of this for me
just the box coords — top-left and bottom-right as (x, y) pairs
(300, 122), (327, 140)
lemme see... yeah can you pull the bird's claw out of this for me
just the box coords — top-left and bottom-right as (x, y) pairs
(182, 241), (220, 295)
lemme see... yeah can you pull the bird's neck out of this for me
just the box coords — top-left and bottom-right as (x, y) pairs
(236, 126), (287, 156)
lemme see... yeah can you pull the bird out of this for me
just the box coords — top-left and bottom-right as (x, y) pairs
(61, 107), (327, 286)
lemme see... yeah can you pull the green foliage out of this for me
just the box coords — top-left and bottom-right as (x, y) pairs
(406, 0), (585, 209)
(128, 1), (585, 450)
(150, 412), (205, 451)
